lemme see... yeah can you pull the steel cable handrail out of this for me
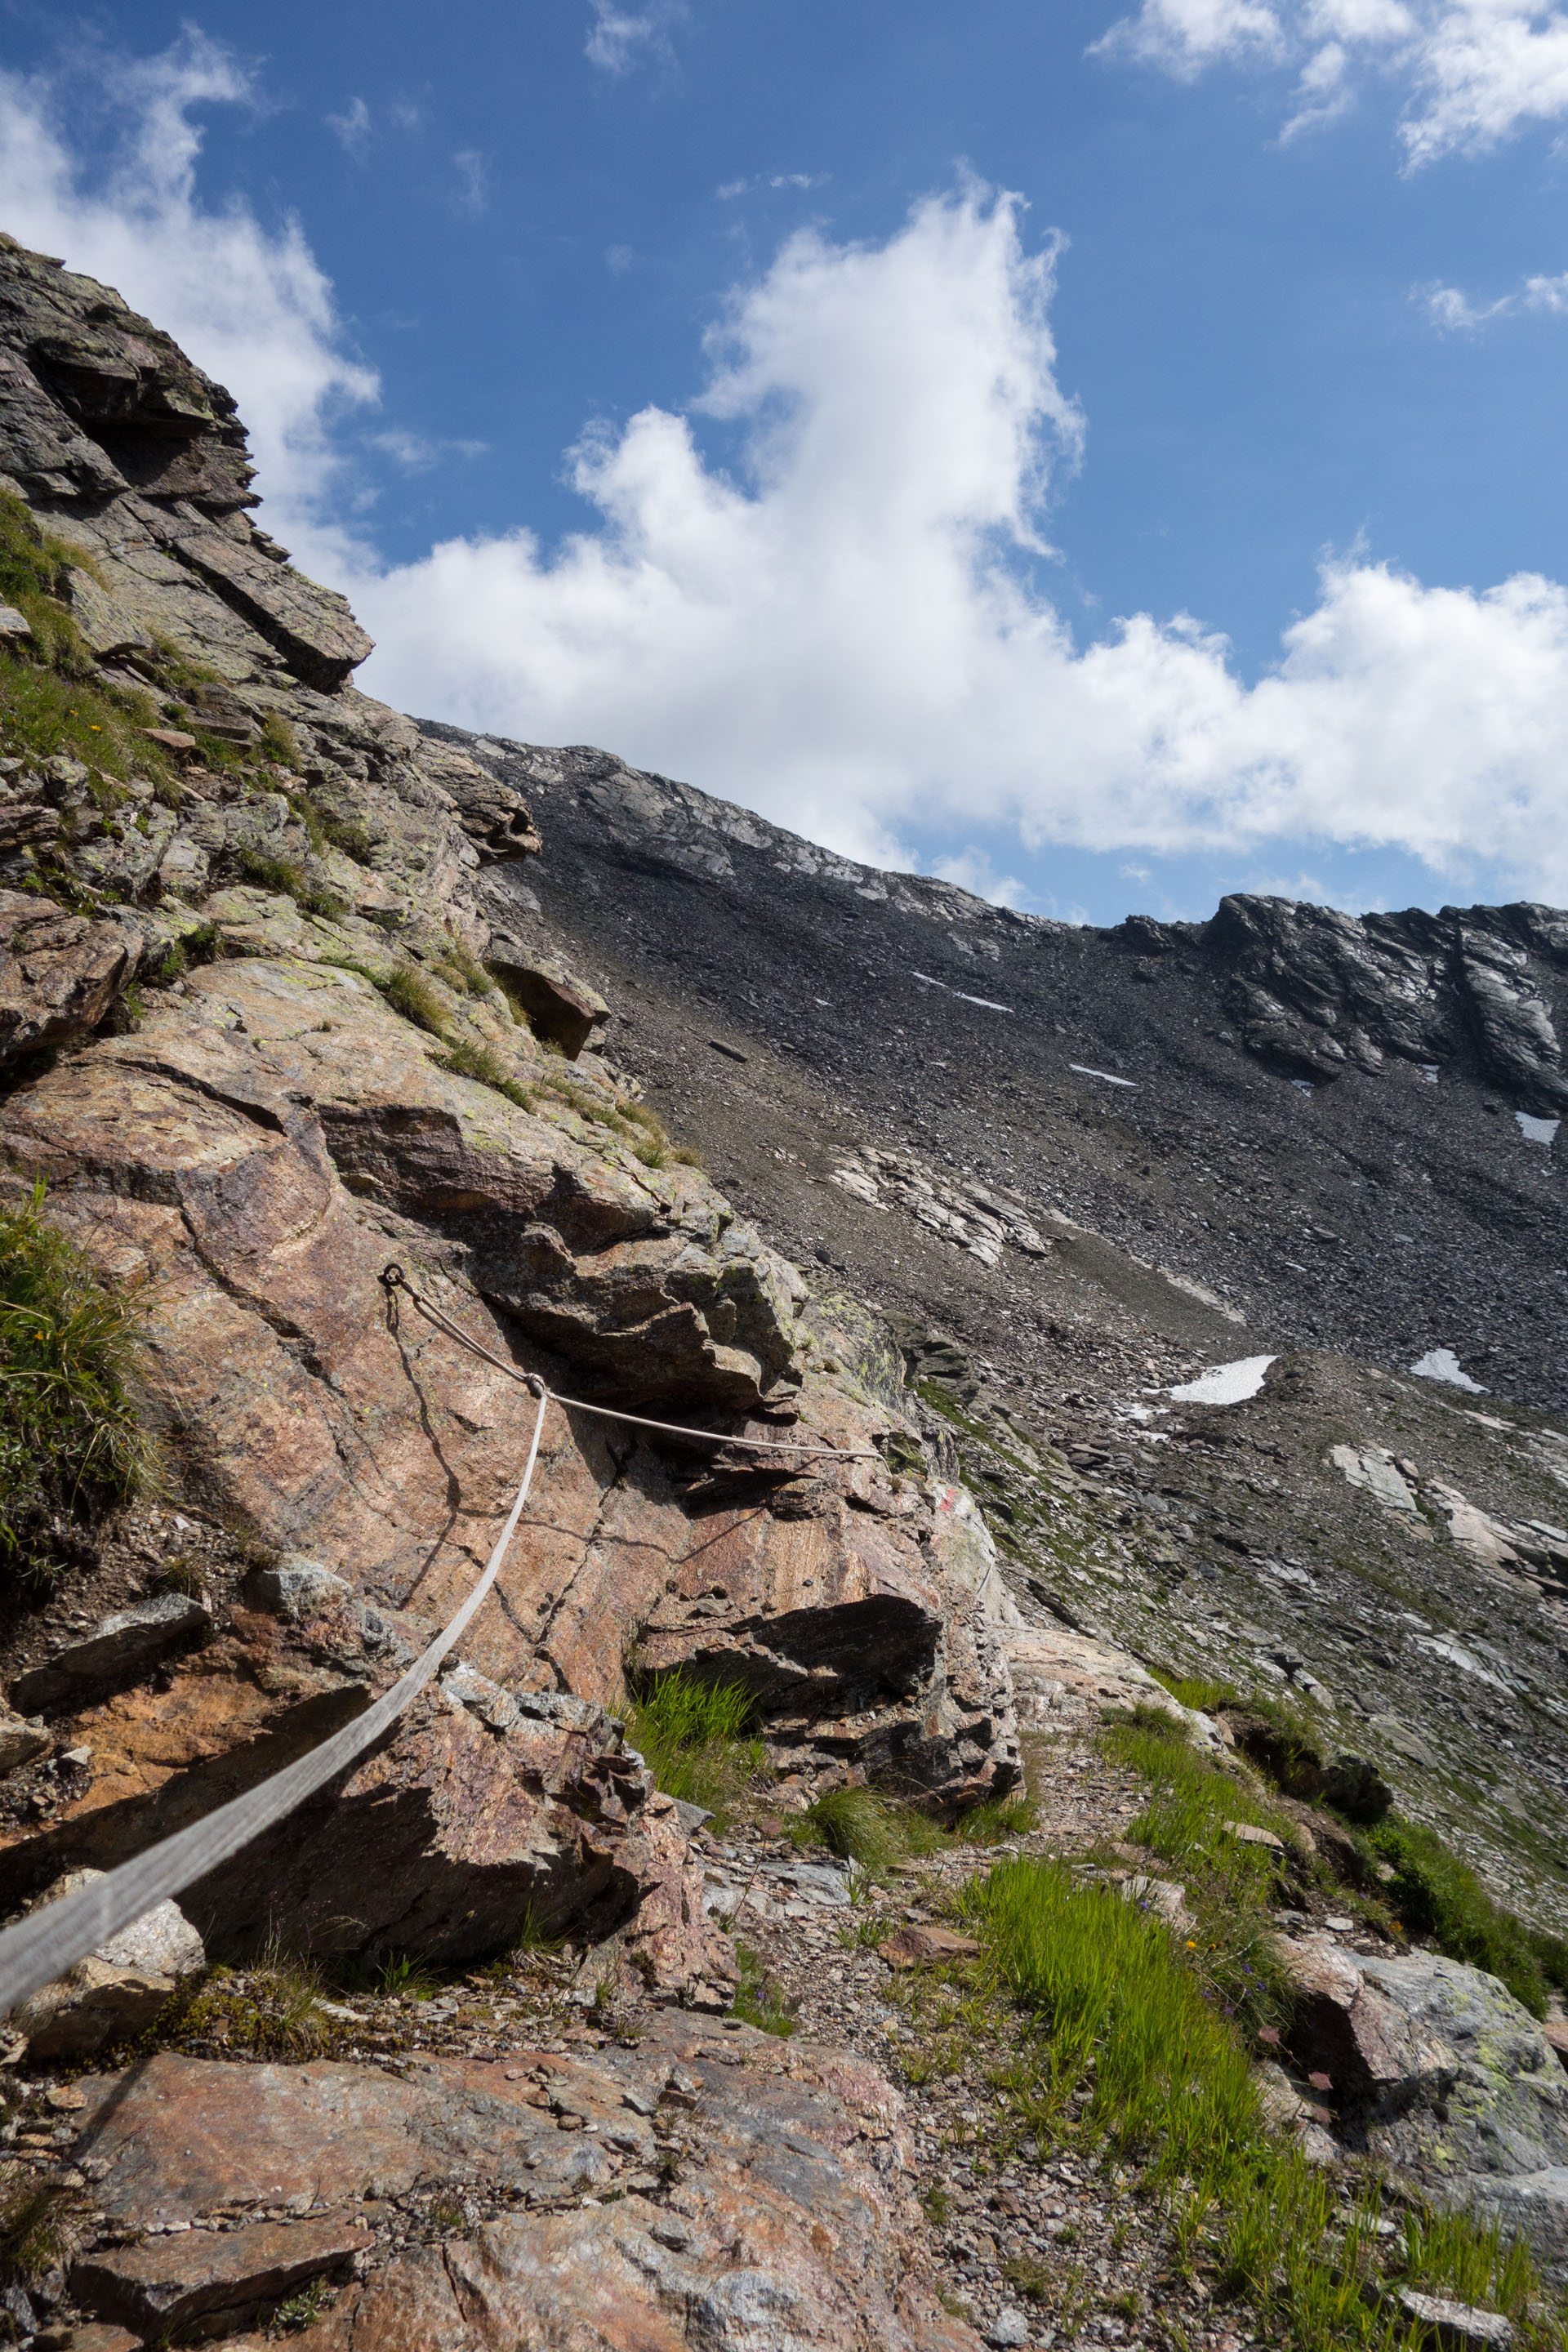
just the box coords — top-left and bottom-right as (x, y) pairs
(378, 1263), (881, 1461)
(0, 1387), (549, 2019)
(0, 1260), (880, 2019)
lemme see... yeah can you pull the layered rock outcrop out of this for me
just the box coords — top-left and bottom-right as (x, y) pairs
(1202, 893), (1568, 1107)
(0, 232), (1018, 1996)
(61, 2014), (976, 2352)
(1276, 1933), (1568, 2283)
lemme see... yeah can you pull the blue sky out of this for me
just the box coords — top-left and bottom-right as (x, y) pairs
(3, 0), (1568, 922)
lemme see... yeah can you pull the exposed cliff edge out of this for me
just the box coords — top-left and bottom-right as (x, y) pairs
(0, 229), (1029, 1980)
(2, 231), (1568, 2350)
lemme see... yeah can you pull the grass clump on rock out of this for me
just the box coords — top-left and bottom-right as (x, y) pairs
(149, 1944), (359, 2064)
(430, 1036), (535, 1111)
(0, 2176), (80, 2286)
(623, 1667), (764, 1825)
(0, 1183), (152, 1575)
(620, 1100), (706, 1172)
(1362, 1813), (1565, 2017)
(957, 1846), (1561, 2349)
(235, 844), (347, 923)
(379, 960), (449, 1036)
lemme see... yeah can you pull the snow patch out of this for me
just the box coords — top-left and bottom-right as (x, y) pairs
(1516, 1111), (1559, 1146)
(1419, 1065), (1439, 1085)
(1169, 1354), (1276, 1405)
(1069, 1063), (1137, 1089)
(1291, 1080), (1313, 1097)
(911, 969), (1013, 1013)
(1410, 1348), (1487, 1393)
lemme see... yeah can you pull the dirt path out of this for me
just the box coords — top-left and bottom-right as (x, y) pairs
(690, 1727), (1256, 2352)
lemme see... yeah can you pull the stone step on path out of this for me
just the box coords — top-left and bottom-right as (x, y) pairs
(39, 2011), (971, 2352)
(697, 1733), (1240, 2352)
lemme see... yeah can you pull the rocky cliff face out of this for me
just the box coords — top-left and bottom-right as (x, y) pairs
(0, 233), (1018, 1993)
(3, 230), (1568, 2350)
(412, 736), (1568, 1946)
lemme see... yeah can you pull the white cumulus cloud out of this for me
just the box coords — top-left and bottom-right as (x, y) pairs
(5, 39), (1568, 901)
(1095, 0), (1568, 165)
(339, 193), (1568, 897)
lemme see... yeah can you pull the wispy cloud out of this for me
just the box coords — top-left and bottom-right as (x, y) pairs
(718, 171), (832, 199)
(585, 0), (688, 74)
(368, 429), (488, 471)
(1420, 270), (1568, 327)
(1095, 0), (1568, 167)
(326, 95), (372, 162)
(452, 148), (487, 214)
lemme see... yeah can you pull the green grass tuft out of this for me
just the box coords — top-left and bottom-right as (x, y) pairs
(730, 1941), (798, 2035)
(956, 1793), (1038, 1844)
(959, 1855), (1557, 2349)
(430, 1037), (535, 1110)
(258, 710), (300, 766)
(149, 920), (221, 985)
(235, 845), (347, 921)
(0, 2176), (78, 2285)
(961, 1854), (1261, 2175)
(0, 649), (168, 785)
(1365, 1814), (1561, 2016)
(0, 1183), (153, 1575)
(623, 1666), (764, 1826)
(791, 1785), (905, 1873)
(376, 1951), (443, 2001)
(1150, 1668), (1238, 1714)
(434, 939), (495, 998)
(379, 961), (449, 1036)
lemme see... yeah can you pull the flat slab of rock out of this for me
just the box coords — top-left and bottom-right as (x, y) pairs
(880, 1924), (982, 1969)
(1225, 1820), (1284, 1850)
(74, 2216), (371, 2332)
(1394, 2287), (1513, 2349)
(0, 889), (138, 1068)
(67, 2015), (974, 2352)
(13, 1593), (209, 1711)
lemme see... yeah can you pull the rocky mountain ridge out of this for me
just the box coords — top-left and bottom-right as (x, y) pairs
(432, 730), (1566, 1414)
(0, 228), (1566, 2350)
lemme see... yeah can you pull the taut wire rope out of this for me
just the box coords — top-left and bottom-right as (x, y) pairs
(377, 1264), (881, 1462)
(0, 1261), (880, 2018)
(0, 1385), (549, 2020)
